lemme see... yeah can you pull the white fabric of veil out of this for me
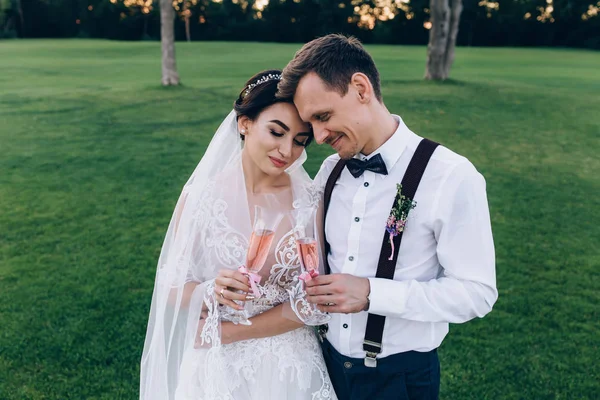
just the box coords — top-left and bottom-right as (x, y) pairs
(139, 110), (328, 400)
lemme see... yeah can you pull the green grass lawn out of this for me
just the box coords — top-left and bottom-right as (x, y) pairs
(0, 40), (598, 399)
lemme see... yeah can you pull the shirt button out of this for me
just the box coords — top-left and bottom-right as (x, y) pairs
(348, 256), (354, 261)
(354, 217), (360, 222)
(344, 361), (353, 369)
(364, 182), (369, 187)
(343, 323), (348, 329)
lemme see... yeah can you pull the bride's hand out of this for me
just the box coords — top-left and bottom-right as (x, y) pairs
(214, 269), (253, 310)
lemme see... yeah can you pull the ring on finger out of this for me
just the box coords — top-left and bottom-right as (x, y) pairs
(220, 287), (226, 298)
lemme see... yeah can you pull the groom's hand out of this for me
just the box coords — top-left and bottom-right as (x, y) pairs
(305, 274), (370, 314)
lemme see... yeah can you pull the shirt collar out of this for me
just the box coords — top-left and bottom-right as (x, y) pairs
(355, 115), (410, 172)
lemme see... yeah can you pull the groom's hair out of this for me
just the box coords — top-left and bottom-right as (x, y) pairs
(278, 34), (382, 102)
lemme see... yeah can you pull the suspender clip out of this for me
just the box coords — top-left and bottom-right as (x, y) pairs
(363, 340), (381, 368)
(364, 351), (378, 368)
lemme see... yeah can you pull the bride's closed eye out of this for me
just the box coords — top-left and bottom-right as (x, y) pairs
(271, 129), (309, 147)
(270, 129), (284, 138)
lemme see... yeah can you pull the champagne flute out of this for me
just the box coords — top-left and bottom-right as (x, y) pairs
(288, 207), (331, 326)
(233, 205), (283, 325)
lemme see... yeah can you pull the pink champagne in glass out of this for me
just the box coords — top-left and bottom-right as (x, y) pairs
(288, 207), (331, 325)
(233, 206), (283, 325)
(296, 237), (318, 274)
(246, 229), (276, 272)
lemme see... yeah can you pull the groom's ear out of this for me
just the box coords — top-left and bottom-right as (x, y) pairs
(350, 73), (373, 104)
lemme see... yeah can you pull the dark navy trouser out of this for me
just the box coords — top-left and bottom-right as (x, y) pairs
(322, 339), (440, 400)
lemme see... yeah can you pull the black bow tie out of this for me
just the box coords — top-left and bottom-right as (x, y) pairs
(346, 154), (388, 178)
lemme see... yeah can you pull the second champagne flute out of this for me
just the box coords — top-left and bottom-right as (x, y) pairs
(288, 207), (331, 326)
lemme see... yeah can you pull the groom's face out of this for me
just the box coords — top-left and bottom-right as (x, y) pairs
(293, 73), (368, 160)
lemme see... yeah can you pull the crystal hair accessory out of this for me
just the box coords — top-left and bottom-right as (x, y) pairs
(242, 73), (282, 99)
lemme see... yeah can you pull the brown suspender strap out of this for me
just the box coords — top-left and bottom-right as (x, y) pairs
(362, 138), (439, 364)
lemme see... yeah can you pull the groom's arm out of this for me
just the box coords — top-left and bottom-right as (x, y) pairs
(367, 161), (497, 323)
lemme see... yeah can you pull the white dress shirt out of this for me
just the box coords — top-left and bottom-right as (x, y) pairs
(314, 115), (497, 359)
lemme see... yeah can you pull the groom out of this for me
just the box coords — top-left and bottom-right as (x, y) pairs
(278, 34), (498, 399)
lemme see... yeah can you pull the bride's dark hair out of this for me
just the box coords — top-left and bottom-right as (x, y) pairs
(234, 69), (313, 145)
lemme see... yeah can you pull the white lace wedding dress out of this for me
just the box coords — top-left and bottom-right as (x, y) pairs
(173, 179), (335, 400)
(140, 111), (335, 400)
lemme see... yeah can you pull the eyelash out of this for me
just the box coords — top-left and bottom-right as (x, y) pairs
(270, 130), (308, 147)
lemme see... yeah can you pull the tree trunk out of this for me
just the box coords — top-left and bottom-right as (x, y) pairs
(425, 0), (450, 80)
(185, 17), (190, 42)
(425, 0), (462, 80)
(184, 1), (191, 42)
(443, 0), (462, 78)
(160, 0), (180, 86)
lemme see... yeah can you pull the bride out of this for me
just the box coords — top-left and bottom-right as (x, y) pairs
(140, 70), (336, 400)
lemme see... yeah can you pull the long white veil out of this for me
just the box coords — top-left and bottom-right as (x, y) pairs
(139, 110), (316, 400)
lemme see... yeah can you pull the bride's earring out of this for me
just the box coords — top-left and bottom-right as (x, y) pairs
(240, 129), (246, 135)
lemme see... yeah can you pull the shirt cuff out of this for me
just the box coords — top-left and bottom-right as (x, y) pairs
(367, 278), (409, 317)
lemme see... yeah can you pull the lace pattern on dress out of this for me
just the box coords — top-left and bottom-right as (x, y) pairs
(196, 181), (248, 275)
(179, 181), (333, 400)
(293, 182), (323, 210)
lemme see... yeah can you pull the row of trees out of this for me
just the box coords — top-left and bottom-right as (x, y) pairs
(2, 0), (597, 83)
(2, 0), (599, 49)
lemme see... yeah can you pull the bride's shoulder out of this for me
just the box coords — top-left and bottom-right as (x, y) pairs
(313, 154), (341, 189)
(322, 153), (341, 168)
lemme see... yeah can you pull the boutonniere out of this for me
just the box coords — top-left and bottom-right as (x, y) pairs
(386, 184), (417, 260)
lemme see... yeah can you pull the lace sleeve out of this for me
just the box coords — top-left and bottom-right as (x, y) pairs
(287, 183), (331, 326)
